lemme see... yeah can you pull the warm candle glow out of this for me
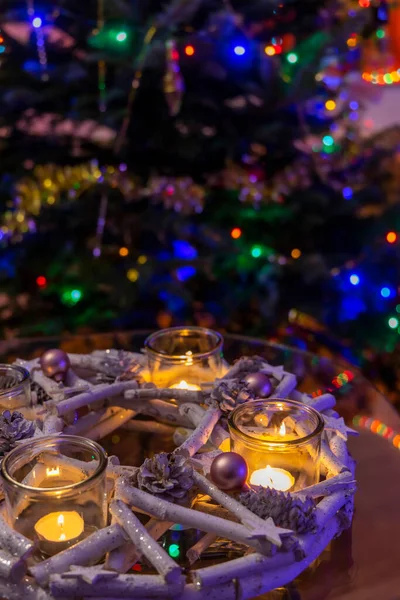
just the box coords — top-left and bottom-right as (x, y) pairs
(34, 511), (84, 542)
(279, 422), (286, 436)
(46, 466), (60, 477)
(250, 465), (295, 491)
(169, 379), (201, 391)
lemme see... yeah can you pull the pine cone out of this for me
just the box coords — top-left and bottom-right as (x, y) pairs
(239, 486), (316, 534)
(208, 380), (256, 413)
(0, 411), (36, 456)
(137, 452), (193, 502)
(31, 381), (51, 403)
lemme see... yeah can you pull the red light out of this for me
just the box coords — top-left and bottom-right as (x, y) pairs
(274, 44), (282, 54)
(184, 45), (195, 57)
(359, 0), (370, 6)
(231, 227), (242, 239)
(171, 49), (179, 61)
(36, 275), (47, 288)
(387, 231), (397, 243)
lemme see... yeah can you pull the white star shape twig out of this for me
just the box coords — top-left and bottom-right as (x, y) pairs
(62, 565), (119, 584)
(323, 416), (358, 441)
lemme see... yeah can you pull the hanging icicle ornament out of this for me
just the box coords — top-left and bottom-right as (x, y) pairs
(163, 40), (185, 117)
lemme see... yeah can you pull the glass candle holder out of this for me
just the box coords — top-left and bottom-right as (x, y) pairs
(0, 365), (31, 411)
(145, 327), (223, 389)
(228, 399), (324, 492)
(1, 435), (107, 557)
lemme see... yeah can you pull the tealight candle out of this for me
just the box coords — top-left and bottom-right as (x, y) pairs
(34, 511), (84, 543)
(228, 399), (324, 492)
(145, 327), (223, 389)
(0, 364), (31, 412)
(1, 435), (107, 557)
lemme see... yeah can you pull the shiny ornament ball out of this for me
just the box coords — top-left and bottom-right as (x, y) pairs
(210, 452), (248, 491)
(40, 349), (71, 382)
(243, 372), (272, 397)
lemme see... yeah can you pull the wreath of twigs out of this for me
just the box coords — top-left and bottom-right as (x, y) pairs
(0, 349), (357, 600)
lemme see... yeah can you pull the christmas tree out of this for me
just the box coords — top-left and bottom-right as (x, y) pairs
(1, 0), (400, 400)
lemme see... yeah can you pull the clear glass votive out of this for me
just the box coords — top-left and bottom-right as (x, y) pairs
(1, 435), (107, 557)
(228, 399), (324, 492)
(0, 365), (31, 411)
(145, 326), (223, 389)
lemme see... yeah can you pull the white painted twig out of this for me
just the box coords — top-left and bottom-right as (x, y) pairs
(42, 414), (64, 434)
(0, 550), (27, 582)
(124, 387), (204, 404)
(110, 500), (182, 584)
(0, 576), (52, 600)
(0, 514), (35, 560)
(179, 403), (229, 449)
(64, 408), (120, 435)
(329, 434), (349, 465)
(175, 407), (221, 458)
(321, 439), (349, 476)
(192, 471), (286, 547)
(273, 373), (297, 398)
(116, 398), (193, 428)
(84, 409), (137, 441)
(30, 524), (128, 586)
(49, 573), (183, 598)
(187, 533), (217, 565)
(105, 519), (173, 573)
(56, 382), (139, 416)
(193, 502), (235, 521)
(117, 483), (271, 555)
(314, 491), (348, 529)
(292, 472), (356, 498)
(306, 394), (336, 412)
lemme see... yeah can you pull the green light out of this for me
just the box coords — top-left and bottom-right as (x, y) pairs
(376, 29), (385, 38)
(322, 135), (334, 146)
(116, 31), (127, 42)
(62, 288), (83, 306)
(383, 73), (393, 84)
(388, 317), (398, 329)
(287, 53), (298, 64)
(251, 245), (262, 258)
(168, 544), (180, 558)
(396, 304), (400, 313)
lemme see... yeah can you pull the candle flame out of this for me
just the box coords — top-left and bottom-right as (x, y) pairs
(279, 422), (286, 436)
(185, 350), (193, 366)
(250, 465), (294, 491)
(170, 380), (201, 391)
(57, 514), (64, 527)
(59, 533), (66, 541)
(46, 466), (60, 477)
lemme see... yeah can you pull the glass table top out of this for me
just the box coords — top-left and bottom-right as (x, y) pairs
(0, 331), (398, 600)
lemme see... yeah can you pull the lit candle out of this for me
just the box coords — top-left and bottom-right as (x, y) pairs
(34, 511), (84, 543)
(250, 465), (295, 492)
(169, 380), (201, 391)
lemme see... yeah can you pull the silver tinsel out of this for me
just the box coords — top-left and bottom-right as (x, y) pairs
(0, 411), (36, 456)
(137, 452), (194, 502)
(239, 486), (317, 534)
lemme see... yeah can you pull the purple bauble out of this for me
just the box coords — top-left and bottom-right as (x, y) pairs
(244, 372), (272, 397)
(40, 349), (71, 383)
(210, 452), (248, 491)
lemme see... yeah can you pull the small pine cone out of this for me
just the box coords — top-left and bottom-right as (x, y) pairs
(137, 452), (193, 502)
(239, 486), (316, 534)
(208, 380), (256, 413)
(31, 381), (51, 403)
(0, 410), (36, 456)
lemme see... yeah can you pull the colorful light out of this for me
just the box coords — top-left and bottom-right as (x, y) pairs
(127, 268), (139, 282)
(358, 0), (370, 6)
(325, 100), (336, 111)
(342, 187), (353, 200)
(231, 227), (242, 239)
(381, 287), (391, 298)
(234, 45), (246, 56)
(62, 288), (83, 306)
(347, 37), (357, 48)
(349, 101), (359, 110)
(36, 275), (47, 288)
(119, 247), (129, 257)
(349, 274), (360, 285)
(384, 73), (393, 84)
(137, 255), (147, 265)
(168, 544), (180, 558)
(287, 53), (298, 64)
(251, 245), (262, 258)
(388, 317), (399, 329)
(70, 289), (82, 302)
(265, 45), (276, 56)
(116, 31), (127, 42)
(396, 304), (400, 313)
(32, 17), (42, 28)
(376, 29), (385, 39)
(184, 45), (195, 56)
(386, 232), (397, 244)
(291, 248), (301, 259)
(322, 135), (334, 146)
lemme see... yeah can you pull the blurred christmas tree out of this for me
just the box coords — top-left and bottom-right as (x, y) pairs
(1, 0), (400, 399)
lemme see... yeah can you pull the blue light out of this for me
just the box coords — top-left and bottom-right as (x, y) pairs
(173, 240), (197, 260)
(323, 135), (334, 146)
(349, 274), (360, 286)
(0, 46), (5, 54)
(32, 17), (42, 28)
(349, 101), (358, 110)
(342, 187), (353, 200)
(381, 287), (391, 298)
(176, 266), (196, 282)
(234, 45), (246, 56)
